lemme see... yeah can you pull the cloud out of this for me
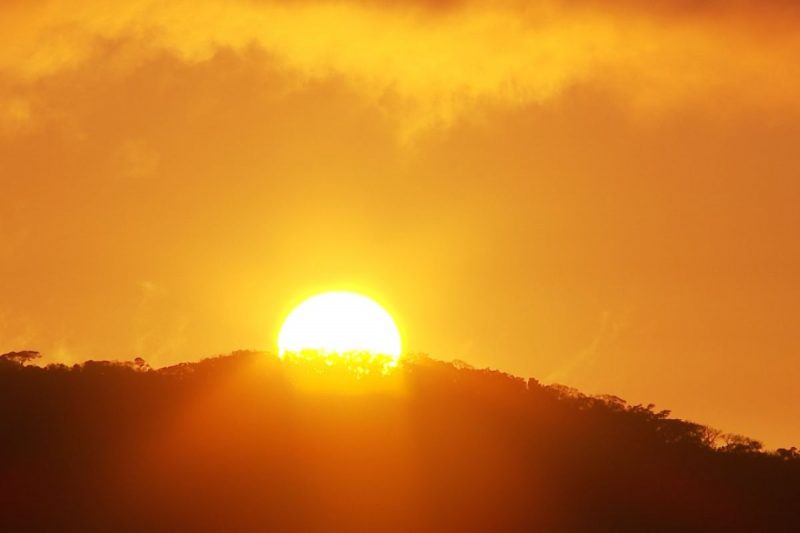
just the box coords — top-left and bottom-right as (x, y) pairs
(1, 0), (799, 131)
(545, 309), (630, 385)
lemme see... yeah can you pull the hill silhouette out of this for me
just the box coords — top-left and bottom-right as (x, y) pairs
(1, 350), (798, 532)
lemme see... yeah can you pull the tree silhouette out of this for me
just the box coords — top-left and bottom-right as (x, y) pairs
(0, 350), (797, 532)
(0, 350), (40, 365)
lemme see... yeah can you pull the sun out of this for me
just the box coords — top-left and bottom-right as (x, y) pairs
(278, 291), (402, 360)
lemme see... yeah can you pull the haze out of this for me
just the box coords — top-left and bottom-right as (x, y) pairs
(1, 0), (799, 448)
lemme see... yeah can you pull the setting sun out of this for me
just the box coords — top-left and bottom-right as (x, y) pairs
(278, 291), (402, 359)
(4, 0), (800, 529)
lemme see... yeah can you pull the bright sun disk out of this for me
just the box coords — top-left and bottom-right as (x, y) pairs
(278, 291), (402, 359)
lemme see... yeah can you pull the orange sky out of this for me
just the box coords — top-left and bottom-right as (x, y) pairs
(2, 0), (800, 447)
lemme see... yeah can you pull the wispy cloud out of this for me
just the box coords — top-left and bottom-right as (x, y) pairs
(546, 309), (631, 385)
(2, 0), (799, 132)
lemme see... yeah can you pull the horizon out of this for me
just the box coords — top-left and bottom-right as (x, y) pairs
(6, 347), (795, 451)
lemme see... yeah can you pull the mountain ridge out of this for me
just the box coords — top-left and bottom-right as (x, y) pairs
(1, 349), (798, 531)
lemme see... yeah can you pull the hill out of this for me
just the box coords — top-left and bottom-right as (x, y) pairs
(1, 350), (798, 532)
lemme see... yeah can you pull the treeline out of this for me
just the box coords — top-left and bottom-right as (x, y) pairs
(0, 350), (798, 532)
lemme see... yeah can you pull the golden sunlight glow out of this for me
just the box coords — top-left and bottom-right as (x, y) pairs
(278, 291), (402, 359)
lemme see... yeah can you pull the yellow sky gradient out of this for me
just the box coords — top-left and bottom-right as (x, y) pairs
(2, 0), (799, 447)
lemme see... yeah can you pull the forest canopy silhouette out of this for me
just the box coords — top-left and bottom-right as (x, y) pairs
(1, 350), (798, 532)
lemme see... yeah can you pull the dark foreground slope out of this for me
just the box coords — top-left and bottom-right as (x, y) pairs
(1, 351), (798, 532)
